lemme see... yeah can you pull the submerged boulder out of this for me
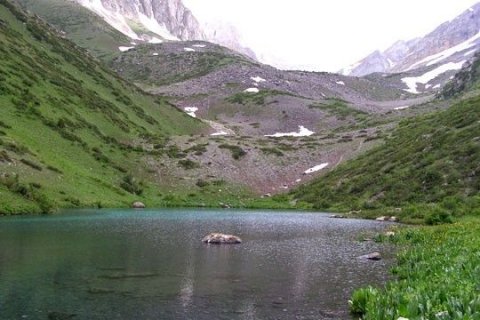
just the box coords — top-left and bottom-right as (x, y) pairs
(132, 201), (146, 209)
(202, 233), (242, 244)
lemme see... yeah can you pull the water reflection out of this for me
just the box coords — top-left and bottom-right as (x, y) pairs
(0, 209), (393, 319)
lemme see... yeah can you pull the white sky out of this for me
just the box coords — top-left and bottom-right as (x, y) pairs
(183, 0), (480, 72)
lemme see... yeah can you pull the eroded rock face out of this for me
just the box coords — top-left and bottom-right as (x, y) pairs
(202, 233), (242, 244)
(76, 0), (205, 41)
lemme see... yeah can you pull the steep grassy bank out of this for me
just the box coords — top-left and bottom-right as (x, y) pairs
(0, 1), (214, 213)
(292, 93), (480, 222)
(350, 219), (480, 319)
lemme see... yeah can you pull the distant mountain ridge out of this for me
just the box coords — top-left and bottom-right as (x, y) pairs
(342, 2), (480, 76)
(71, 0), (255, 58)
(74, 0), (205, 42)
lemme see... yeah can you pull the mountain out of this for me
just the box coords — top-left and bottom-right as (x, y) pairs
(343, 3), (480, 77)
(0, 0), (214, 213)
(74, 0), (204, 42)
(294, 53), (480, 222)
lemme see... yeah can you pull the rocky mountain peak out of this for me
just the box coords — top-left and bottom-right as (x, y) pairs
(75, 0), (205, 42)
(343, 2), (480, 76)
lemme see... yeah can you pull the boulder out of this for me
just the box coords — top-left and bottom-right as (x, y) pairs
(132, 201), (146, 209)
(358, 252), (382, 261)
(202, 233), (242, 244)
(329, 214), (346, 219)
(385, 231), (396, 237)
(375, 216), (387, 221)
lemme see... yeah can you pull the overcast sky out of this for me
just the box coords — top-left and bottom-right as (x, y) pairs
(183, 0), (479, 72)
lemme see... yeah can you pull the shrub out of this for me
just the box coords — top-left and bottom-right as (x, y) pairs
(196, 179), (209, 188)
(219, 144), (247, 160)
(178, 159), (200, 170)
(120, 175), (143, 195)
(424, 207), (454, 225)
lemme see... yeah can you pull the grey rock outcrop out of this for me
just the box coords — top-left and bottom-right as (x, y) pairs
(76, 0), (205, 41)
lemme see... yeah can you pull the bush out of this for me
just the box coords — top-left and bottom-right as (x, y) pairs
(120, 175), (143, 195)
(219, 144), (247, 160)
(178, 159), (200, 170)
(196, 179), (209, 188)
(424, 207), (454, 225)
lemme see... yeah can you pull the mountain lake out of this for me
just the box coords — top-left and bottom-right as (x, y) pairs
(0, 209), (395, 319)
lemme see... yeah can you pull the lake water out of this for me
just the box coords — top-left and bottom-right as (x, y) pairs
(0, 209), (394, 320)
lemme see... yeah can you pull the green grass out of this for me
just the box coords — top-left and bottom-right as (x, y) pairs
(309, 98), (368, 121)
(350, 219), (480, 319)
(218, 144), (247, 160)
(112, 46), (251, 86)
(0, 1), (207, 213)
(226, 90), (295, 105)
(293, 94), (480, 220)
(15, 0), (129, 61)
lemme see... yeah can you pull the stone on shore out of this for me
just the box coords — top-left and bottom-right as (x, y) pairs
(132, 201), (146, 209)
(358, 252), (382, 261)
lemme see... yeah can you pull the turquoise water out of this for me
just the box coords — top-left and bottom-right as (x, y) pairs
(0, 209), (393, 319)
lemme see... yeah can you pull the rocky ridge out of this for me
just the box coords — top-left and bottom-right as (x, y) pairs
(343, 3), (480, 77)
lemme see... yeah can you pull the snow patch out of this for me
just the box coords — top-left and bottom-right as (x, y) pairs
(469, 7), (474, 12)
(394, 106), (410, 110)
(119, 46), (134, 52)
(184, 47), (196, 52)
(210, 131), (229, 136)
(433, 84), (441, 89)
(149, 37), (163, 44)
(251, 76), (266, 83)
(402, 61), (466, 94)
(244, 88), (260, 93)
(152, 53), (159, 56)
(304, 163), (329, 174)
(193, 44), (206, 48)
(265, 126), (315, 138)
(408, 31), (480, 70)
(184, 107), (198, 118)
(336, 81), (345, 86)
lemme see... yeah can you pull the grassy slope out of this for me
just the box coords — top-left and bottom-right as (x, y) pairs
(293, 91), (480, 221)
(15, 0), (129, 60)
(0, 0), (208, 214)
(350, 219), (480, 319)
(111, 43), (255, 87)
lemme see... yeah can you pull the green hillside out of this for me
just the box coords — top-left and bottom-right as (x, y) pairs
(293, 91), (480, 221)
(15, 0), (129, 60)
(0, 0), (207, 214)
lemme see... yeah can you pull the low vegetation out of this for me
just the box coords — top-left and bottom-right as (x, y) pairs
(294, 94), (480, 222)
(350, 220), (480, 319)
(0, 1), (207, 213)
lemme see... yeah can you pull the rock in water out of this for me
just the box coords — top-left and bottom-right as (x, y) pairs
(202, 233), (242, 244)
(358, 252), (382, 261)
(132, 201), (145, 209)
